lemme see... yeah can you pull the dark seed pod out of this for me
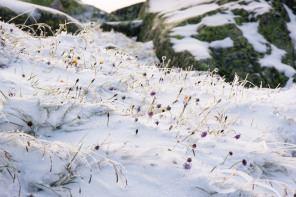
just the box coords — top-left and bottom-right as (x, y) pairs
(27, 121), (33, 127)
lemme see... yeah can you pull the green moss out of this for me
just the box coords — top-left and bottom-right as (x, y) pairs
(258, 12), (295, 68)
(192, 24), (238, 42)
(232, 9), (251, 25)
(137, 12), (158, 41)
(101, 21), (141, 37)
(191, 23), (289, 87)
(178, 10), (221, 26)
(171, 35), (184, 40)
(271, 0), (290, 22)
(217, 0), (239, 5)
(0, 6), (81, 36)
(111, 3), (144, 21)
(137, 0), (291, 88)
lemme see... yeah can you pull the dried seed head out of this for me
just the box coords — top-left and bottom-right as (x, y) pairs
(187, 158), (192, 163)
(27, 121), (33, 127)
(242, 159), (247, 166)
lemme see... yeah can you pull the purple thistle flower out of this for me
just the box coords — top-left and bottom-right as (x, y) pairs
(137, 106), (141, 113)
(10, 29), (13, 33)
(157, 104), (161, 108)
(234, 134), (241, 140)
(201, 131), (208, 138)
(242, 159), (247, 166)
(47, 61), (51, 65)
(148, 111), (154, 117)
(229, 151), (233, 156)
(108, 87), (114, 91)
(183, 162), (191, 170)
(150, 91), (156, 96)
(155, 121), (159, 125)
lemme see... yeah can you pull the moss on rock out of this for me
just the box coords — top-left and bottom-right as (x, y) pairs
(258, 12), (295, 69)
(0, 5), (82, 36)
(111, 3), (144, 21)
(100, 21), (142, 37)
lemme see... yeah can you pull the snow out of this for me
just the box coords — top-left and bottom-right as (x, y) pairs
(224, 0), (272, 17)
(209, 37), (234, 48)
(149, 0), (213, 15)
(169, 13), (235, 60)
(0, 15), (296, 197)
(171, 37), (211, 60)
(259, 44), (296, 86)
(164, 3), (220, 24)
(81, 0), (145, 13)
(284, 4), (296, 51)
(238, 22), (268, 53)
(149, 0), (271, 24)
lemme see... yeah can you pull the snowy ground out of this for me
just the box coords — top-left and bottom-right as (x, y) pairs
(0, 21), (296, 197)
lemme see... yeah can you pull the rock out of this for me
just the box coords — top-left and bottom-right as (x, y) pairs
(20, 0), (117, 22)
(0, 0), (82, 36)
(100, 20), (142, 37)
(111, 2), (145, 21)
(50, 0), (64, 12)
(137, 0), (296, 88)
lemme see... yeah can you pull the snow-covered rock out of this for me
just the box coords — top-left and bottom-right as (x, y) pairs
(138, 0), (296, 88)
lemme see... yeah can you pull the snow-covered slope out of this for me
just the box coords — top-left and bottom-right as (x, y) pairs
(0, 21), (296, 197)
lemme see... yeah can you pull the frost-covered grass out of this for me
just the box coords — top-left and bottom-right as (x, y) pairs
(0, 20), (296, 197)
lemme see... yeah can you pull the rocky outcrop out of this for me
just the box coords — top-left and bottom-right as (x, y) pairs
(137, 0), (296, 88)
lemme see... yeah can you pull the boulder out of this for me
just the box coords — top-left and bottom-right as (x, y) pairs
(0, 0), (82, 35)
(100, 20), (142, 37)
(137, 0), (296, 88)
(111, 2), (145, 21)
(49, 0), (64, 12)
(19, 0), (117, 22)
